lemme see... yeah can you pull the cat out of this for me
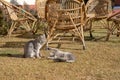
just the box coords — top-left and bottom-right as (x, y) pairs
(48, 48), (75, 62)
(23, 34), (46, 58)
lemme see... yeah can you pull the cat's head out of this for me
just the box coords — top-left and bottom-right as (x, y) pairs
(48, 48), (59, 59)
(37, 34), (47, 44)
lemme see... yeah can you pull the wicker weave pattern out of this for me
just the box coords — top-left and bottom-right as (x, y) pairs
(44, 0), (86, 49)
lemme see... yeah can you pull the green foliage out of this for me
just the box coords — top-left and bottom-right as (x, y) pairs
(0, 25), (8, 35)
(32, 19), (48, 34)
(0, 10), (10, 35)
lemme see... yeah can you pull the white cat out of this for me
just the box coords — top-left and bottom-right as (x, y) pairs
(48, 48), (75, 62)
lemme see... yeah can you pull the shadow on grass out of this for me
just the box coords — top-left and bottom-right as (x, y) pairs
(0, 53), (23, 58)
(0, 41), (25, 48)
(84, 35), (107, 41)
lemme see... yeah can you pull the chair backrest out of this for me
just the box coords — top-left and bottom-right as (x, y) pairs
(36, 0), (47, 18)
(6, 6), (18, 21)
(107, 10), (120, 21)
(86, 0), (112, 18)
(46, 0), (86, 30)
(1, 0), (36, 21)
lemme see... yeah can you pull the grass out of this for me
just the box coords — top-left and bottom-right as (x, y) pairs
(0, 31), (120, 80)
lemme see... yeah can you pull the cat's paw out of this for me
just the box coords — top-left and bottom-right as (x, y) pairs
(37, 56), (41, 59)
(66, 60), (75, 63)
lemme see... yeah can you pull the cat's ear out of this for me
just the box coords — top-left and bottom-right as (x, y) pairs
(42, 34), (47, 39)
(42, 34), (46, 38)
(39, 34), (44, 38)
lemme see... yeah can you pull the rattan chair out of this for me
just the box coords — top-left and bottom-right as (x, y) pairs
(106, 10), (120, 40)
(45, 0), (86, 49)
(85, 0), (112, 39)
(0, 0), (37, 37)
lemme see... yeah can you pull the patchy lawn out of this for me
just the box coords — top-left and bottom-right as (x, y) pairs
(0, 32), (120, 80)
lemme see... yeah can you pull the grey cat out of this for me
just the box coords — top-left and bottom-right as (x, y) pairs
(48, 48), (75, 62)
(23, 34), (46, 58)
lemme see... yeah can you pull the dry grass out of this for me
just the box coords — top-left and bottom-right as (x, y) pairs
(0, 32), (120, 80)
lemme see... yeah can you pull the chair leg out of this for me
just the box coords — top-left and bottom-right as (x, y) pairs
(89, 20), (94, 38)
(68, 13), (86, 50)
(81, 27), (86, 50)
(117, 28), (120, 37)
(106, 21), (111, 41)
(90, 30), (93, 38)
(106, 31), (111, 41)
(78, 25), (86, 50)
(7, 21), (17, 37)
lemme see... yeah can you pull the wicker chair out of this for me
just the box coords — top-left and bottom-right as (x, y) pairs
(45, 0), (86, 49)
(0, 0), (37, 37)
(85, 0), (112, 39)
(106, 10), (120, 40)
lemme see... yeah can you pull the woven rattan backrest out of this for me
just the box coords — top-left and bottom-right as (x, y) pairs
(86, 0), (112, 18)
(47, 0), (85, 30)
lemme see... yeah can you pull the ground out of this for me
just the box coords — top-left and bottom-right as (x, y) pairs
(0, 31), (120, 80)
